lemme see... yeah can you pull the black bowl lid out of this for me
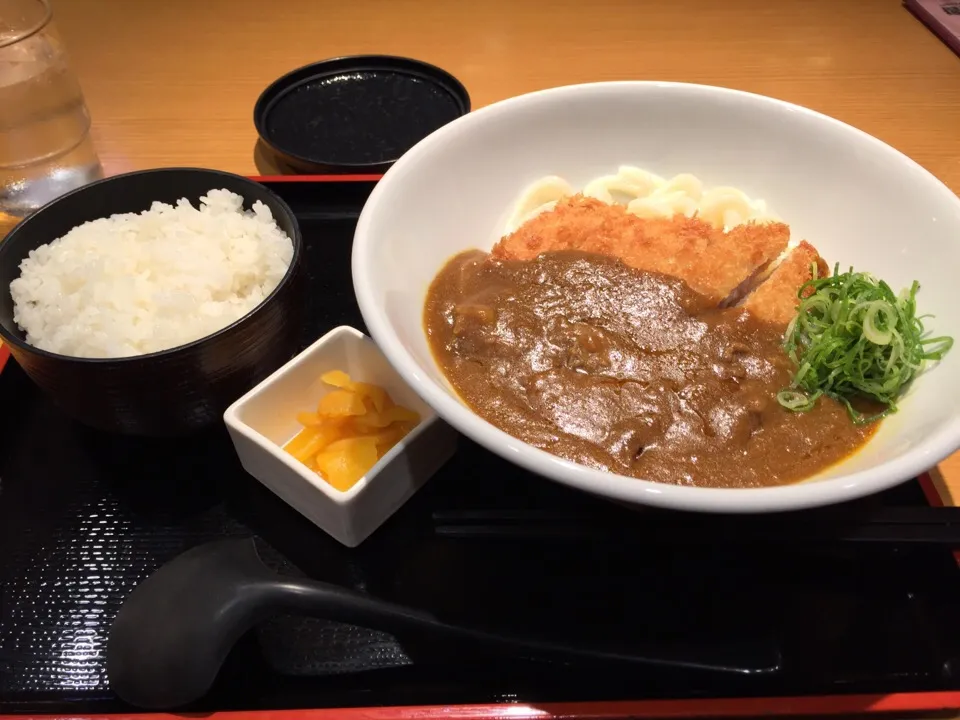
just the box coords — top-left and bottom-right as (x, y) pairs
(254, 55), (470, 175)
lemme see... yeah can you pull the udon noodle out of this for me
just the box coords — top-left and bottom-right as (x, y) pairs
(503, 166), (780, 235)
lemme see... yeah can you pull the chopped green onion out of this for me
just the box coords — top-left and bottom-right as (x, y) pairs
(777, 264), (953, 425)
(776, 389), (819, 411)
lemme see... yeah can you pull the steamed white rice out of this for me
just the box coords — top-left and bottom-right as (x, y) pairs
(10, 189), (294, 359)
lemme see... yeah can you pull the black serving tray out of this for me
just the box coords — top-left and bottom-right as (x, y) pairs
(3, 177), (960, 717)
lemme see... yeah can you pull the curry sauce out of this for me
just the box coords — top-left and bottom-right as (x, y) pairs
(424, 249), (876, 489)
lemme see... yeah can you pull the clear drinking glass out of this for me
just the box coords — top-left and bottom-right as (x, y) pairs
(0, 0), (102, 226)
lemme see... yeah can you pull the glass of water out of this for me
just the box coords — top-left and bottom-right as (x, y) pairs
(0, 0), (102, 226)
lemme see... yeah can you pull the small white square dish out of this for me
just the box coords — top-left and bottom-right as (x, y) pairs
(224, 325), (458, 547)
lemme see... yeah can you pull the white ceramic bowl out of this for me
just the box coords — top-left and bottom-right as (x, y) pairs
(353, 81), (960, 513)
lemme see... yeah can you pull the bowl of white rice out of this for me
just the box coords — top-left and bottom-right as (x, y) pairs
(0, 168), (305, 436)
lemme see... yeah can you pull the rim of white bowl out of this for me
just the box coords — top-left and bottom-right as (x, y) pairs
(353, 80), (960, 513)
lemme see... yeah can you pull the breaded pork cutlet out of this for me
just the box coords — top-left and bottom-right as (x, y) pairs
(491, 196), (790, 305)
(740, 241), (828, 327)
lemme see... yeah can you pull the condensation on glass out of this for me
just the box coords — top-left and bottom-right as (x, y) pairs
(0, 0), (102, 225)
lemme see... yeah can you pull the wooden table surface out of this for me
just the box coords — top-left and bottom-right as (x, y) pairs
(5, 2), (959, 717)
(49, 0), (960, 504)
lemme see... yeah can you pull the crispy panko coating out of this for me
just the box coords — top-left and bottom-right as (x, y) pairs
(740, 241), (828, 326)
(492, 196), (790, 306)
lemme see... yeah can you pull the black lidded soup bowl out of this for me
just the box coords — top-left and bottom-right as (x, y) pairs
(0, 168), (305, 437)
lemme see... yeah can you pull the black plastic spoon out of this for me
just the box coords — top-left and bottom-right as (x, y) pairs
(107, 537), (780, 709)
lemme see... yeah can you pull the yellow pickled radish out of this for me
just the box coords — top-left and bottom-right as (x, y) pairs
(320, 369), (352, 388)
(281, 368), (422, 492)
(314, 437), (379, 491)
(317, 389), (366, 417)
